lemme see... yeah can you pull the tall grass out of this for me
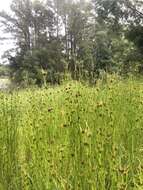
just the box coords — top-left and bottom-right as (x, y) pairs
(0, 77), (143, 190)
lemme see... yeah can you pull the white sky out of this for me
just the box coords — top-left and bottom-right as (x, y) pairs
(0, 0), (11, 11)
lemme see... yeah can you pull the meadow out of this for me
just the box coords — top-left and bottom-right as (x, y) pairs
(0, 76), (143, 190)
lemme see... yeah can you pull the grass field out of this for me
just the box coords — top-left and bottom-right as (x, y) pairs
(0, 77), (143, 190)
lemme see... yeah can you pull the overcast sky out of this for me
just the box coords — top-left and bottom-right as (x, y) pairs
(0, 0), (11, 11)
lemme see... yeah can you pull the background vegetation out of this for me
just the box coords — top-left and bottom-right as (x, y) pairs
(0, 65), (10, 77)
(0, 0), (143, 86)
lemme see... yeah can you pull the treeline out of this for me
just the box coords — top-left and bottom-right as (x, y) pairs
(0, 0), (143, 86)
(0, 65), (10, 77)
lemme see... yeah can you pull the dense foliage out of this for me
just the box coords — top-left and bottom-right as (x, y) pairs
(0, 65), (10, 77)
(0, 77), (143, 189)
(0, 0), (143, 86)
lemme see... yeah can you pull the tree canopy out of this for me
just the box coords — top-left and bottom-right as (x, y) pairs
(0, 0), (143, 86)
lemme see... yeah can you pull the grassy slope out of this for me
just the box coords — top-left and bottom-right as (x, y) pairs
(0, 78), (143, 190)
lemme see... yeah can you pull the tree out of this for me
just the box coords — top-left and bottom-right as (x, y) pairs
(0, 0), (143, 86)
(0, 0), (66, 86)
